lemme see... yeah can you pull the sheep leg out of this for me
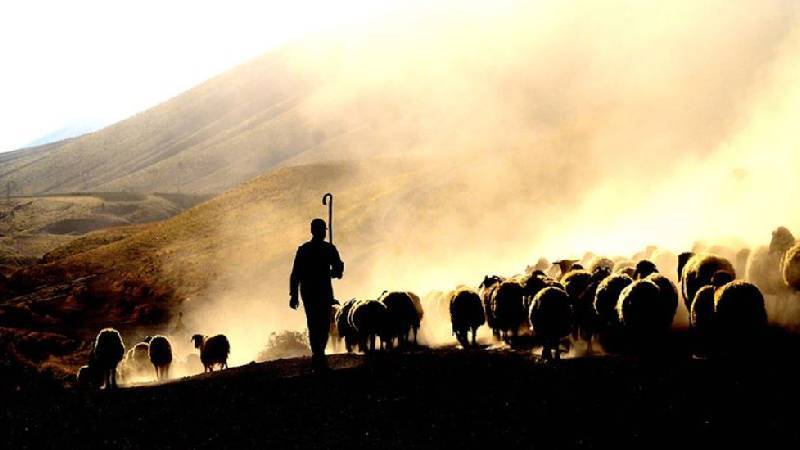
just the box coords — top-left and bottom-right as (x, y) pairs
(471, 328), (477, 346)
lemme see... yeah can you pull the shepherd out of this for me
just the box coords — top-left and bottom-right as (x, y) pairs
(289, 194), (344, 371)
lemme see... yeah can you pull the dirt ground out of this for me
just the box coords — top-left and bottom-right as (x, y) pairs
(3, 345), (800, 449)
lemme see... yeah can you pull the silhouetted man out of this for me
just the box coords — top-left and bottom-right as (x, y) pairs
(290, 218), (344, 371)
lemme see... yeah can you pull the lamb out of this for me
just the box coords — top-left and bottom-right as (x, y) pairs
(120, 340), (151, 382)
(449, 289), (485, 347)
(529, 287), (572, 361)
(782, 242), (800, 291)
(191, 334), (230, 372)
(348, 299), (390, 352)
(90, 328), (125, 389)
(335, 298), (359, 352)
(489, 280), (527, 341)
(678, 252), (735, 315)
(594, 273), (633, 327)
(76, 365), (101, 389)
(148, 335), (173, 382)
(379, 291), (423, 348)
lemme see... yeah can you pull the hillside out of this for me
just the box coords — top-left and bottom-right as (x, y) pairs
(0, 192), (208, 267)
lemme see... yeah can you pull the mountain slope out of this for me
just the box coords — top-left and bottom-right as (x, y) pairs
(2, 2), (794, 195)
(0, 45), (323, 195)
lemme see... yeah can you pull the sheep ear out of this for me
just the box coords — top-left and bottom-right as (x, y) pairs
(677, 252), (693, 282)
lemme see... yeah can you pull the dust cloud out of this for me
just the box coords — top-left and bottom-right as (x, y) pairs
(181, 0), (800, 364)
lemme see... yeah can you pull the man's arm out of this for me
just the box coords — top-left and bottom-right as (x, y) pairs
(330, 245), (344, 279)
(289, 247), (302, 308)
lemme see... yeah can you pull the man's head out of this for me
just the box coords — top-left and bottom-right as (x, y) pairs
(311, 218), (327, 241)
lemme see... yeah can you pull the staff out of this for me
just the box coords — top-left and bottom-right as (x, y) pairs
(322, 192), (333, 244)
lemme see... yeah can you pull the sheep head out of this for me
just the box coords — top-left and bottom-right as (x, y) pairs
(190, 334), (206, 349)
(677, 252), (694, 282)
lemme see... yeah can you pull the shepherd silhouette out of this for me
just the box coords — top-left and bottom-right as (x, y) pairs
(290, 218), (344, 371)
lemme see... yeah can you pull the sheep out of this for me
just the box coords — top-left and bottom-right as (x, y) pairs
(616, 279), (674, 343)
(335, 299), (359, 352)
(747, 246), (787, 295)
(678, 252), (735, 315)
(191, 334), (230, 372)
(714, 281), (768, 339)
(76, 365), (101, 389)
(690, 285), (716, 331)
(490, 280), (527, 341)
(522, 271), (561, 303)
(644, 273), (679, 329)
(561, 269), (593, 341)
(408, 291), (424, 340)
(573, 267), (611, 353)
(633, 260), (658, 280)
(120, 340), (151, 382)
(588, 256), (615, 274)
(449, 289), (485, 347)
(479, 275), (505, 339)
(613, 260), (636, 278)
(328, 303), (341, 352)
(526, 258), (550, 274)
(580, 251), (597, 268)
(770, 226), (796, 254)
(551, 259), (579, 280)
(148, 335), (173, 382)
(745, 227), (795, 294)
(90, 328), (125, 389)
(348, 299), (390, 352)
(594, 273), (633, 327)
(379, 291), (423, 348)
(735, 248), (751, 280)
(529, 287), (572, 361)
(650, 248), (678, 280)
(782, 242), (800, 291)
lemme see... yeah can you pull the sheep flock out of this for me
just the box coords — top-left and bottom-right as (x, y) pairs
(329, 225), (800, 359)
(76, 226), (800, 389)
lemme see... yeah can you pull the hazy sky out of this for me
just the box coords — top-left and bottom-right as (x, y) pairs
(0, 0), (399, 152)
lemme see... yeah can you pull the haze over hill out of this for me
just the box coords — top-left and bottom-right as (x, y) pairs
(2, 1), (799, 197)
(4, 0), (800, 374)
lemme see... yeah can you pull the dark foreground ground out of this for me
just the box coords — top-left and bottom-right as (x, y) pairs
(3, 345), (800, 449)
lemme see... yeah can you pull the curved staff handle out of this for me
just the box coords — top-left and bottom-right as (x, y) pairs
(322, 193), (333, 244)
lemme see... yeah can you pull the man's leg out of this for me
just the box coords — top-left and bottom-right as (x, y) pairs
(306, 306), (330, 369)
